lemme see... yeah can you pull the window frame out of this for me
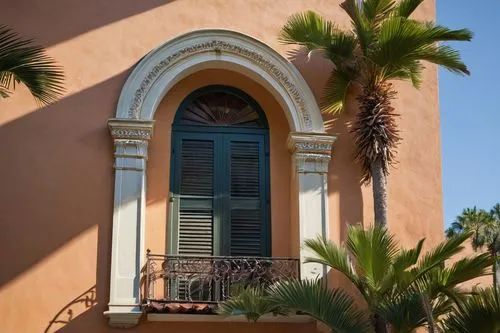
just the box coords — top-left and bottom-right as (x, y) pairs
(168, 85), (271, 257)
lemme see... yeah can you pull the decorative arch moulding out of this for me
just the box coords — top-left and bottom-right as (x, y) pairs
(115, 29), (326, 133)
(126, 40), (309, 122)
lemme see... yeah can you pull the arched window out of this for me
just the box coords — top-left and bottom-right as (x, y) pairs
(169, 85), (270, 257)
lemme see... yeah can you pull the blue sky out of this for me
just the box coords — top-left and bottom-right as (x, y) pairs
(437, 1), (499, 227)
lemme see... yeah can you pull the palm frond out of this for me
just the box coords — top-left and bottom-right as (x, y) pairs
(0, 25), (64, 105)
(417, 232), (470, 274)
(279, 11), (336, 50)
(362, 0), (396, 25)
(217, 286), (286, 322)
(418, 21), (473, 42)
(438, 253), (494, 288)
(394, 0), (424, 18)
(373, 17), (471, 73)
(411, 45), (469, 75)
(279, 11), (357, 68)
(442, 287), (500, 333)
(304, 236), (360, 288)
(346, 226), (399, 290)
(325, 33), (358, 67)
(396, 234), (470, 297)
(377, 292), (427, 333)
(441, 286), (471, 306)
(432, 294), (459, 317)
(384, 60), (424, 88)
(392, 238), (425, 273)
(409, 266), (469, 310)
(269, 279), (373, 333)
(340, 0), (372, 55)
(321, 69), (354, 114)
(393, 255), (491, 331)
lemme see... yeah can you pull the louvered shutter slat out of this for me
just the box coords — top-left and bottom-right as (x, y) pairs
(178, 139), (214, 257)
(229, 141), (266, 256)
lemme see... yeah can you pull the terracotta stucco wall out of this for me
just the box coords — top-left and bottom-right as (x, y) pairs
(0, 0), (441, 332)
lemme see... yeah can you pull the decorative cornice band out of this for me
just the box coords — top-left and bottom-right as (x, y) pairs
(129, 40), (310, 128)
(288, 132), (337, 154)
(288, 132), (337, 174)
(108, 119), (155, 141)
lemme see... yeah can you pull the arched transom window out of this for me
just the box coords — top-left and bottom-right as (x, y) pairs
(177, 90), (265, 127)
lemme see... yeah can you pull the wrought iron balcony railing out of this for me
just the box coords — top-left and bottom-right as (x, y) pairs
(144, 252), (300, 307)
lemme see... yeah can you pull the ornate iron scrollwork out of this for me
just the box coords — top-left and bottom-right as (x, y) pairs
(144, 253), (299, 304)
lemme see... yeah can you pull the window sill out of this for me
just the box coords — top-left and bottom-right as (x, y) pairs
(147, 313), (314, 323)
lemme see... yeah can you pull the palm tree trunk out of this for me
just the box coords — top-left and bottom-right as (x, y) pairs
(494, 251), (500, 294)
(421, 293), (436, 333)
(372, 314), (388, 333)
(353, 83), (398, 228)
(372, 157), (388, 227)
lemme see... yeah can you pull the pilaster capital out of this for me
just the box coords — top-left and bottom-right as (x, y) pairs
(108, 118), (155, 141)
(287, 132), (337, 174)
(108, 119), (155, 169)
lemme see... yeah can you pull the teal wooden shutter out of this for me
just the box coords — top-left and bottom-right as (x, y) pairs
(171, 135), (216, 256)
(225, 135), (269, 257)
(171, 133), (270, 258)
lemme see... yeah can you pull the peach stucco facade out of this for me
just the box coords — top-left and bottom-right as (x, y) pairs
(0, 1), (442, 332)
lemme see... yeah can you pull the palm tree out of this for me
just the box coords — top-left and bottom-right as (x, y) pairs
(219, 226), (493, 333)
(491, 203), (500, 222)
(446, 205), (500, 290)
(441, 287), (500, 333)
(0, 25), (64, 105)
(491, 203), (500, 291)
(279, 0), (472, 226)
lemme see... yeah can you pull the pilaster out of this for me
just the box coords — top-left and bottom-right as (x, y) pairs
(288, 132), (336, 280)
(104, 119), (154, 327)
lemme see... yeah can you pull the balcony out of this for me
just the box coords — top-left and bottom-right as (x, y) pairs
(143, 252), (300, 315)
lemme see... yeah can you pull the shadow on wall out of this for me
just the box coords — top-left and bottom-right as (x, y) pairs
(0, 70), (139, 333)
(327, 111), (365, 240)
(44, 286), (97, 333)
(325, 110), (367, 298)
(1, 0), (176, 47)
(0, 70), (131, 289)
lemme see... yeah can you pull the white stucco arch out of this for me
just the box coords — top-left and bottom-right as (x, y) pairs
(115, 29), (325, 133)
(106, 29), (336, 327)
